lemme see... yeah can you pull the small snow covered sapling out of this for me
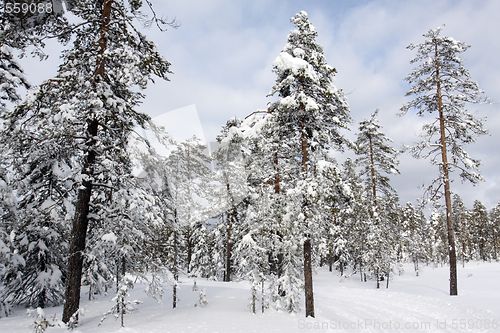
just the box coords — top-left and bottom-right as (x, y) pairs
(99, 276), (142, 327)
(194, 288), (208, 307)
(27, 308), (51, 333)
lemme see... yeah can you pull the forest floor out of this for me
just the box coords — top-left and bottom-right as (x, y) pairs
(1, 261), (499, 332)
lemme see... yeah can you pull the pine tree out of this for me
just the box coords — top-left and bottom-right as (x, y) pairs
(166, 136), (211, 307)
(400, 27), (487, 296)
(341, 158), (368, 281)
(1, 0), (173, 322)
(490, 202), (500, 260)
(355, 110), (400, 287)
(267, 11), (351, 317)
(209, 118), (249, 282)
(401, 202), (427, 276)
(315, 158), (352, 277)
(471, 200), (490, 261)
(235, 232), (267, 314)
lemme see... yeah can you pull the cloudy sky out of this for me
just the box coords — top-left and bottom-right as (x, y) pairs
(20, 0), (500, 210)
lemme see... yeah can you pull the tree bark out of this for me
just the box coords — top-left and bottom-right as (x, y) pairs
(62, 119), (98, 323)
(368, 135), (377, 208)
(301, 115), (314, 318)
(225, 210), (232, 282)
(173, 214), (178, 308)
(304, 238), (314, 317)
(436, 43), (458, 296)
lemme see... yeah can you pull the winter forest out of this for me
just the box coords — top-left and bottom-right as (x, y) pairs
(1, 1), (499, 332)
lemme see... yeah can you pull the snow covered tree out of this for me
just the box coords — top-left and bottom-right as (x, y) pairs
(267, 11), (351, 317)
(1, 0), (174, 322)
(0, 119), (74, 309)
(427, 209), (449, 265)
(355, 109), (400, 206)
(208, 118), (249, 282)
(452, 194), (472, 266)
(490, 202), (500, 260)
(166, 136), (211, 307)
(340, 158), (368, 281)
(400, 202), (427, 276)
(470, 200), (490, 261)
(235, 232), (268, 314)
(315, 158), (352, 277)
(99, 275), (141, 328)
(355, 110), (400, 287)
(400, 27), (487, 296)
(0, 33), (29, 115)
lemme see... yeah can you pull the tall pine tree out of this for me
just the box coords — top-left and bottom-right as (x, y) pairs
(400, 27), (487, 295)
(268, 11), (351, 317)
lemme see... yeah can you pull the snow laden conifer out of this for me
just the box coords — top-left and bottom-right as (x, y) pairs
(1, 0), (173, 323)
(489, 202), (500, 260)
(470, 200), (490, 261)
(235, 232), (267, 314)
(452, 194), (473, 267)
(208, 118), (249, 282)
(166, 136), (211, 307)
(401, 27), (488, 296)
(267, 11), (351, 317)
(400, 202), (427, 276)
(315, 158), (352, 277)
(341, 158), (369, 281)
(355, 110), (400, 287)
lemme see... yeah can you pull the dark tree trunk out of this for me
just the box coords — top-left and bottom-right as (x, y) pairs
(62, 119), (98, 323)
(186, 228), (192, 273)
(304, 238), (314, 318)
(224, 211), (232, 282)
(301, 115), (314, 318)
(173, 228), (178, 308)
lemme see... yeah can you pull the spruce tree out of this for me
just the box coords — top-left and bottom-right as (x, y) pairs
(401, 27), (487, 296)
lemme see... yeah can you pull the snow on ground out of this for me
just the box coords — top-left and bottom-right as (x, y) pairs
(1, 261), (499, 333)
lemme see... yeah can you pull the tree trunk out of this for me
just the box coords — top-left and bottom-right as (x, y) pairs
(436, 43), (458, 296)
(62, 119), (98, 323)
(386, 266), (390, 289)
(368, 135), (377, 208)
(304, 238), (314, 317)
(274, 151), (286, 296)
(261, 279), (265, 313)
(173, 228), (178, 308)
(225, 210), (232, 282)
(301, 115), (314, 318)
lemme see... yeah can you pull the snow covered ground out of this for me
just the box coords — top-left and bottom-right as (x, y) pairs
(1, 261), (499, 333)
